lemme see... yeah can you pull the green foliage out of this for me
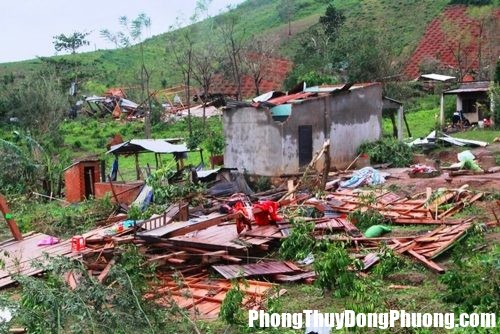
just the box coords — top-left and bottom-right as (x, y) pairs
(254, 176), (272, 192)
(0, 70), (67, 141)
(276, 0), (297, 25)
(219, 280), (245, 325)
(440, 232), (498, 314)
(373, 245), (408, 278)
(13, 196), (114, 237)
(205, 128), (226, 156)
(489, 84), (500, 128)
(279, 218), (316, 260)
(186, 128), (204, 150)
(358, 138), (413, 167)
(319, 4), (345, 37)
(313, 242), (362, 297)
(4, 247), (180, 333)
(53, 31), (90, 54)
(348, 209), (386, 231)
(0, 132), (69, 195)
(146, 167), (205, 205)
(127, 204), (142, 220)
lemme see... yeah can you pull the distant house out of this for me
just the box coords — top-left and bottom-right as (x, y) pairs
(440, 81), (492, 125)
(222, 83), (383, 176)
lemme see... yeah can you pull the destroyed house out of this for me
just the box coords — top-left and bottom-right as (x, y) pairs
(223, 83), (383, 176)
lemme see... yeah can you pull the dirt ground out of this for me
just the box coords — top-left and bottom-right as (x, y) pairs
(382, 143), (500, 193)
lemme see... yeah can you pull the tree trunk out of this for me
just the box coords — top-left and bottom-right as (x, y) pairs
(187, 50), (193, 137)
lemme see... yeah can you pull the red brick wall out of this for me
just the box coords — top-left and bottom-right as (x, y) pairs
(94, 181), (144, 205)
(64, 161), (101, 203)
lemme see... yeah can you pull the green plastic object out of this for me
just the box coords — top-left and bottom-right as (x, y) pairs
(364, 225), (391, 238)
(4, 213), (12, 220)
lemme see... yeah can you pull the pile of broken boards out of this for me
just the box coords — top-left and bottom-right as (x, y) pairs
(0, 185), (492, 320)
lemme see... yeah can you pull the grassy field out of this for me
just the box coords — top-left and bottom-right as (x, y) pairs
(59, 116), (222, 180)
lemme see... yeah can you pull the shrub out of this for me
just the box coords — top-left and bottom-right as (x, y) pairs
(348, 209), (386, 231)
(220, 280), (245, 325)
(73, 140), (82, 149)
(489, 84), (500, 128)
(279, 218), (316, 261)
(440, 245), (498, 313)
(358, 138), (413, 167)
(313, 242), (362, 297)
(5, 246), (175, 334)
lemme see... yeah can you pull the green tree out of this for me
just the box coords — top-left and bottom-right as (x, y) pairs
(52, 31), (90, 54)
(319, 3), (345, 38)
(277, 0), (296, 36)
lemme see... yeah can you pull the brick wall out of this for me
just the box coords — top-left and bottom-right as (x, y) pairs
(64, 161), (101, 203)
(94, 181), (144, 205)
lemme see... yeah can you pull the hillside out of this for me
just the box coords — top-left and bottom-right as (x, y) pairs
(0, 0), (451, 95)
(404, 5), (500, 79)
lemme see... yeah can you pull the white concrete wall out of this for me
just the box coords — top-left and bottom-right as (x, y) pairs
(223, 84), (383, 175)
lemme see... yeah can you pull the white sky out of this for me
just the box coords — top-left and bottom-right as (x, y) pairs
(0, 0), (243, 63)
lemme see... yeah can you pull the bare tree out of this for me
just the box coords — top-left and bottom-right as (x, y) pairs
(216, 9), (246, 100)
(190, 0), (219, 125)
(469, 6), (499, 80)
(192, 42), (220, 124)
(167, 20), (197, 137)
(101, 14), (153, 138)
(242, 36), (277, 96)
(442, 19), (475, 81)
(277, 0), (296, 36)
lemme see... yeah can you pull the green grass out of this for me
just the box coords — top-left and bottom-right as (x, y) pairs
(452, 128), (500, 143)
(382, 93), (500, 143)
(59, 116), (223, 180)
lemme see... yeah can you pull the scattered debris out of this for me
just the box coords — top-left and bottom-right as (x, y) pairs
(409, 131), (488, 148)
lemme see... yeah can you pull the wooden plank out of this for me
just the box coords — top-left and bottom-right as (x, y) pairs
(407, 249), (445, 273)
(162, 213), (239, 238)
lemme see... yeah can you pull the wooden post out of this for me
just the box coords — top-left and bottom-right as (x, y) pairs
(397, 106), (404, 141)
(199, 149), (204, 166)
(135, 153), (140, 180)
(0, 195), (23, 241)
(440, 94), (445, 127)
(403, 112), (412, 138)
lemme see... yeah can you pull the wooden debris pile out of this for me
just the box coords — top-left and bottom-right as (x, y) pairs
(145, 270), (276, 320)
(0, 181), (492, 319)
(325, 187), (483, 224)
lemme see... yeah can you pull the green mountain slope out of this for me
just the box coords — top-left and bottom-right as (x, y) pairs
(0, 0), (450, 93)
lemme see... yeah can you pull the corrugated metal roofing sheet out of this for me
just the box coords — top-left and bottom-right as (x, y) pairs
(420, 73), (456, 82)
(107, 139), (188, 155)
(266, 92), (315, 105)
(444, 81), (490, 95)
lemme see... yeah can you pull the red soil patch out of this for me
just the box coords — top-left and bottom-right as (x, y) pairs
(209, 55), (293, 99)
(403, 5), (500, 79)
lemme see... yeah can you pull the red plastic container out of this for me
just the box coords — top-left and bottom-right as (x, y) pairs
(71, 235), (86, 252)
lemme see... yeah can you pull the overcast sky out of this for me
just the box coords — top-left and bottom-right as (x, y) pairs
(0, 0), (244, 63)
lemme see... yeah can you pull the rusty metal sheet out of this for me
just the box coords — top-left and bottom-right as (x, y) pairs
(212, 261), (300, 279)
